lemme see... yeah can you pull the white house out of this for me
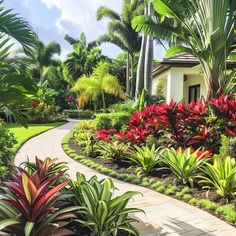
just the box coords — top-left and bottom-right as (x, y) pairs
(152, 53), (207, 103)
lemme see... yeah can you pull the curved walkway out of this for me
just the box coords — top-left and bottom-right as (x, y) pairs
(15, 121), (236, 236)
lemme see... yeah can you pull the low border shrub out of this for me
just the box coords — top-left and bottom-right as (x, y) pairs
(95, 112), (130, 130)
(63, 110), (94, 119)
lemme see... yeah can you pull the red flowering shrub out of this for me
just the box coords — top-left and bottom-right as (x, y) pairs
(95, 96), (236, 153)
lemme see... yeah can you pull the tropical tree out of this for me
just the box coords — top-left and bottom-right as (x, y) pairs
(96, 0), (144, 96)
(63, 33), (105, 88)
(16, 41), (61, 84)
(132, 0), (236, 99)
(71, 61), (126, 110)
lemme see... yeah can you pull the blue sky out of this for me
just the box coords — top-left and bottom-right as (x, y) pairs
(3, 0), (165, 60)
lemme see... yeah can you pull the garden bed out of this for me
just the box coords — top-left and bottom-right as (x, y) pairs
(63, 133), (236, 227)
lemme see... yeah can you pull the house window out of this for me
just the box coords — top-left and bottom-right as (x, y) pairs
(188, 84), (200, 103)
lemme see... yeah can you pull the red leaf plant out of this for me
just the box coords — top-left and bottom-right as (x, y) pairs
(0, 159), (79, 236)
(95, 96), (236, 152)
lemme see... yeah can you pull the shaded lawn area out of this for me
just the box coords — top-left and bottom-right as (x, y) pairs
(5, 122), (65, 153)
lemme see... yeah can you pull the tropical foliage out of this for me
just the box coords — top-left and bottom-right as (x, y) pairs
(63, 33), (105, 87)
(199, 156), (236, 198)
(162, 148), (209, 186)
(129, 145), (162, 176)
(0, 163), (76, 235)
(70, 173), (142, 236)
(97, 141), (131, 163)
(71, 61), (126, 110)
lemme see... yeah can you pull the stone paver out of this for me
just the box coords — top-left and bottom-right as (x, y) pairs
(15, 121), (236, 236)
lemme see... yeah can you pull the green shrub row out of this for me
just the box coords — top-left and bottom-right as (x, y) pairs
(62, 133), (236, 224)
(109, 103), (136, 114)
(95, 112), (130, 130)
(63, 109), (94, 119)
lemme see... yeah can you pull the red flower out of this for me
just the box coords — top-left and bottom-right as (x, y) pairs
(32, 101), (40, 108)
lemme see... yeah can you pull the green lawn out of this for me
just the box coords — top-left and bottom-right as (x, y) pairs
(6, 122), (65, 153)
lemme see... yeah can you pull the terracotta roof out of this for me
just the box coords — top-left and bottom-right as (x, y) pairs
(153, 53), (236, 77)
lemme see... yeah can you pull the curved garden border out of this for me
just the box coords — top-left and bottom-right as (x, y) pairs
(62, 131), (236, 227)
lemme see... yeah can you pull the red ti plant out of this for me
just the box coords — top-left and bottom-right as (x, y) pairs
(0, 161), (79, 235)
(22, 156), (68, 180)
(95, 129), (117, 142)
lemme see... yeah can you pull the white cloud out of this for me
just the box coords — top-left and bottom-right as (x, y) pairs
(41, 0), (122, 35)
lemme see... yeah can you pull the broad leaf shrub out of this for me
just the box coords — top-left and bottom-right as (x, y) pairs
(96, 141), (131, 163)
(95, 112), (130, 130)
(26, 103), (64, 123)
(70, 173), (142, 236)
(128, 145), (163, 176)
(96, 96), (236, 153)
(199, 156), (236, 198)
(0, 121), (17, 177)
(109, 102), (136, 114)
(219, 135), (236, 159)
(162, 148), (211, 187)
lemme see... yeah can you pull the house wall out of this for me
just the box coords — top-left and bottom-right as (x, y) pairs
(152, 67), (208, 103)
(183, 75), (207, 102)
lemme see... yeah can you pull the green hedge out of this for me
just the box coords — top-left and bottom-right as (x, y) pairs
(63, 110), (94, 119)
(95, 112), (130, 130)
(109, 103), (136, 114)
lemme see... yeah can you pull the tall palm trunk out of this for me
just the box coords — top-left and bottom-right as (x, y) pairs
(101, 91), (106, 110)
(126, 52), (131, 96)
(204, 65), (224, 100)
(130, 53), (135, 97)
(135, 6), (147, 97)
(144, 3), (154, 97)
(136, 34), (147, 97)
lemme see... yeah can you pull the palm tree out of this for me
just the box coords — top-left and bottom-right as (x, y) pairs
(132, 0), (236, 99)
(17, 41), (61, 84)
(63, 33), (105, 88)
(71, 61), (126, 110)
(96, 0), (144, 96)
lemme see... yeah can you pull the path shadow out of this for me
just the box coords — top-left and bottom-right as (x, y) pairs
(160, 218), (215, 236)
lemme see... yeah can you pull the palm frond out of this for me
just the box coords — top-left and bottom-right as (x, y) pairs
(96, 6), (120, 21)
(102, 75), (126, 99)
(0, 1), (38, 55)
